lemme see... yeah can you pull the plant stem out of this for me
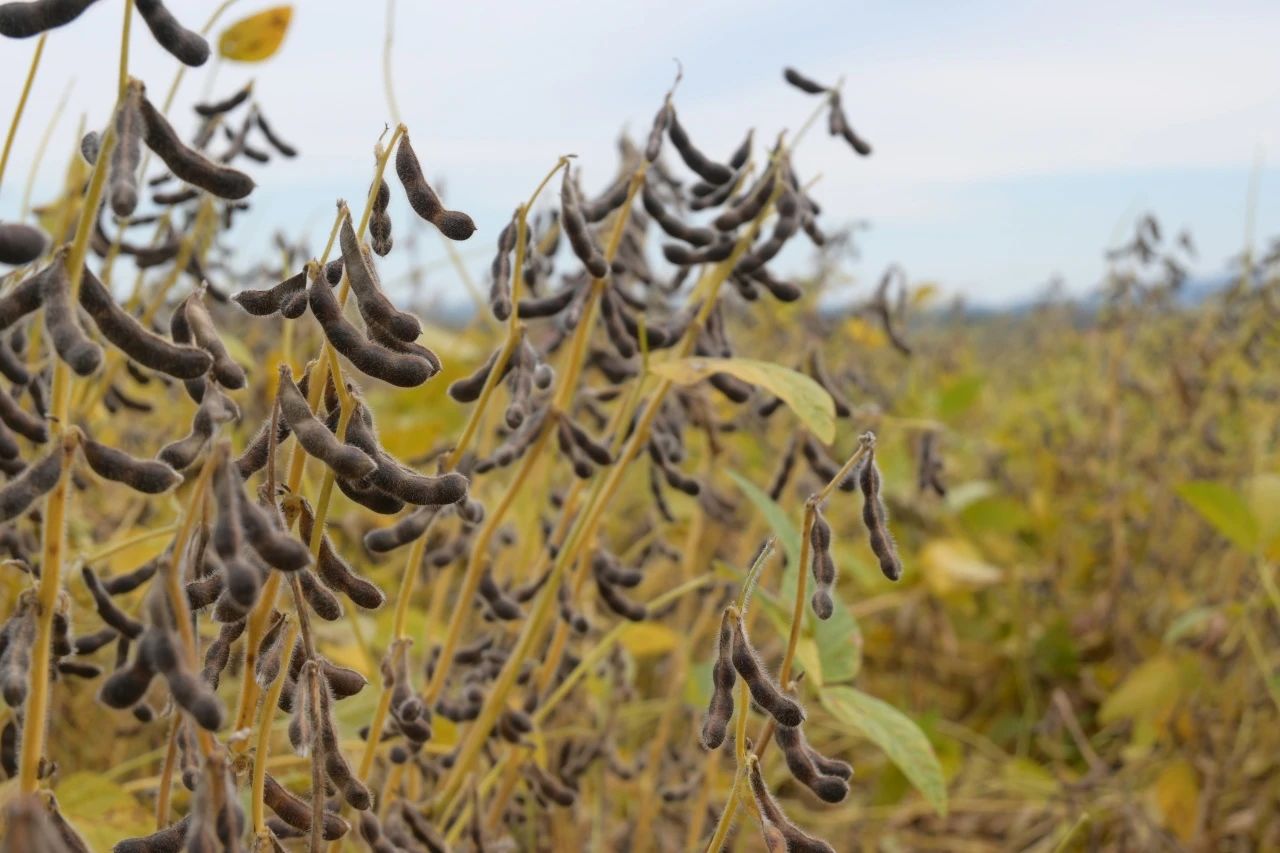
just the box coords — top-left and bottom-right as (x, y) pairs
(0, 33), (46, 196)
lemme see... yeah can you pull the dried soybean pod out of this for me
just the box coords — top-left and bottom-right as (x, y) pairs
(809, 507), (836, 620)
(580, 172), (632, 223)
(81, 437), (181, 494)
(297, 568), (342, 622)
(395, 133), (476, 240)
(0, 384), (47, 443)
(0, 0), (101, 37)
(560, 170), (609, 279)
(859, 446), (902, 580)
(240, 495), (311, 572)
(667, 108), (734, 184)
(139, 95), (253, 199)
(263, 774), (350, 840)
(112, 815), (191, 853)
(297, 500), (385, 609)
(644, 101), (670, 162)
(179, 288), (244, 388)
(827, 95), (872, 156)
(82, 566), (144, 639)
(306, 265), (434, 387)
(40, 253), (102, 376)
(232, 269), (306, 316)
(339, 214), (420, 341)
(0, 222), (48, 266)
(478, 565), (522, 621)
(109, 82), (145, 217)
(99, 649), (155, 709)
(517, 282), (578, 319)
(783, 67), (828, 95)
(448, 347), (502, 403)
(72, 626), (117, 654)
(713, 171), (776, 231)
(526, 762), (577, 807)
(132, 0), (209, 66)
(158, 384), (238, 470)
(594, 573), (646, 622)
(775, 724), (849, 803)
(0, 264), (46, 331)
(730, 614), (804, 727)
(362, 505), (437, 554)
(807, 747), (854, 781)
(256, 111), (297, 157)
(0, 440), (63, 521)
(701, 608), (737, 749)
(640, 182), (714, 247)
(767, 435), (798, 502)
(194, 82), (251, 117)
(78, 266), (211, 379)
(0, 335), (29, 385)
(748, 757), (836, 853)
(566, 418), (613, 466)
(277, 366), (376, 480)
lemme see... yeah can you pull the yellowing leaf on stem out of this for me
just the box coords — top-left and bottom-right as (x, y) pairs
(649, 357), (835, 442)
(218, 6), (294, 62)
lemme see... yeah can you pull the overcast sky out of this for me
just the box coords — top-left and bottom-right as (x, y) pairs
(2, 0), (1279, 305)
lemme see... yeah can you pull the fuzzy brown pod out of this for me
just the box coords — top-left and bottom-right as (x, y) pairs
(296, 497), (386, 609)
(133, 0), (209, 66)
(730, 613), (804, 727)
(700, 608), (736, 749)
(394, 133), (476, 240)
(339, 213), (420, 341)
(748, 756), (837, 853)
(276, 366), (376, 481)
(560, 169), (609, 279)
(306, 263), (436, 387)
(859, 445), (903, 580)
(108, 82), (144, 217)
(140, 92), (253, 199)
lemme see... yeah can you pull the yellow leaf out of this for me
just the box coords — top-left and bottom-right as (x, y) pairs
(1152, 759), (1199, 841)
(1099, 653), (1199, 728)
(55, 772), (152, 852)
(919, 538), (1002, 596)
(218, 6), (294, 62)
(843, 316), (886, 348)
(910, 282), (940, 308)
(649, 357), (835, 442)
(618, 622), (679, 657)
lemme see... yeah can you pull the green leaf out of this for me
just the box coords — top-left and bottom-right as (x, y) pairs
(726, 469), (800, 566)
(937, 373), (984, 420)
(726, 469), (861, 685)
(1175, 481), (1259, 552)
(821, 686), (949, 816)
(650, 357), (835, 442)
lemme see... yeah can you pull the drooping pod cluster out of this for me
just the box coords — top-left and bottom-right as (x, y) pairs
(304, 261), (440, 387)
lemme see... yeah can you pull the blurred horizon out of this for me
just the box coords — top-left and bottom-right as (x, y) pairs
(2, 0), (1278, 307)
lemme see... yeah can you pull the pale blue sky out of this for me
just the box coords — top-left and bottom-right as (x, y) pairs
(2, 0), (1279, 305)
